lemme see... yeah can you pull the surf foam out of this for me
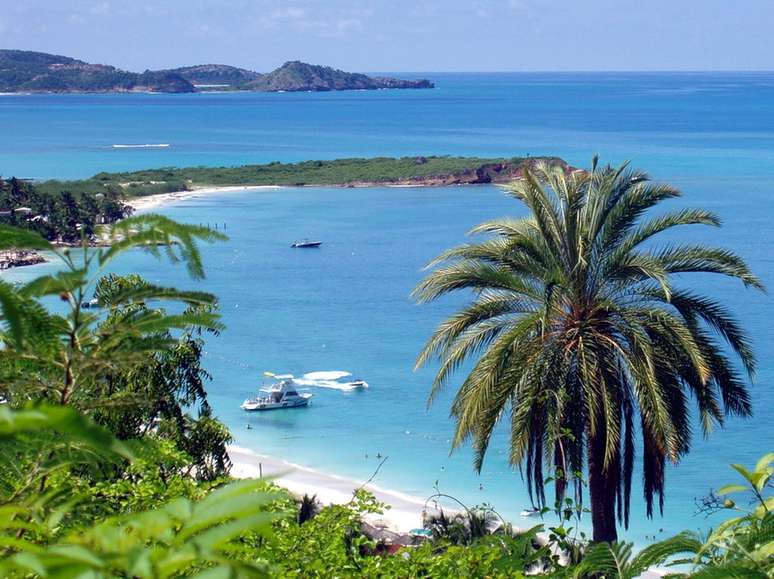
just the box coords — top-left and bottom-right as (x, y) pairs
(112, 143), (170, 148)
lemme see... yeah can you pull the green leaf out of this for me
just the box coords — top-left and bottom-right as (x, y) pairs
(716, 484), (749, 496)
(730, 463), (754, 485)
(0, 224), (51, 251)
(755, 452), (774, 473)
(0, 404), (133, 460)
(0, 280), (26, 346)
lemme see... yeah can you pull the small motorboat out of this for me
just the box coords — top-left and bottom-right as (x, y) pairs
(293, 371), (369, 391)
(291, 239), (322, 248)
(81, 298), (100, 309)
(520, 507), (541, 518)
(241, 374), (312, 411)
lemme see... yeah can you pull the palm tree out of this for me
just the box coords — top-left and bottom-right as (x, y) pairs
(413, 158), (763, 542)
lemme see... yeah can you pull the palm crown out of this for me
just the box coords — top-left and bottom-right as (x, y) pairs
(414, 158), (763, 542)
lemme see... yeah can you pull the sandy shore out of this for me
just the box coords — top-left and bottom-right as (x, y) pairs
(127, 185), (284, 213)
(228, 445), (446, 532)
(125, 181), (477, 213)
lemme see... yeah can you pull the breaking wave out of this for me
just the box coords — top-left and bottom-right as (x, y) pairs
(112, 143), (170, 148)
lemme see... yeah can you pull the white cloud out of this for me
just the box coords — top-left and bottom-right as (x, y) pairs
(67, 13), (87, 25)
(89, 1), (111, 16)
(270, 7), (306, 20)
(254, 2), (369, 39)
(317, 17), (363, 38)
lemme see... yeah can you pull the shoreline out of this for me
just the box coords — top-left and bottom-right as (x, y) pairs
(125, 178), (507, 214)
(126, 185), (286, 213)
(227, 444), (448, 532)
(124, 181), (477, 213)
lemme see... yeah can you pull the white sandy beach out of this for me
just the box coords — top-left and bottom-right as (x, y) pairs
(228, 444), (441, 532)
(127, 185), (284, 213)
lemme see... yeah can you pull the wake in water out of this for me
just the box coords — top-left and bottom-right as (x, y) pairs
(293, 371), (369, 391)
(302, 371), (352, 381)
(112, 143), (170, 148)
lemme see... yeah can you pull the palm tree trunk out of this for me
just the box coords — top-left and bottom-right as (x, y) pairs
(587, 428), (618, 543)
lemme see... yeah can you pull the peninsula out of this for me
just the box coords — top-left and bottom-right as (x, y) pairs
(0, 50), (434, 93)
(35, 156), (571, 197)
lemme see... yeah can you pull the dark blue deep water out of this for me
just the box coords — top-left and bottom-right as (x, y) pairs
(2, 73), (773, 545)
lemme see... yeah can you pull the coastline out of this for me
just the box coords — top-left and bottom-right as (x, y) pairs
(124, 177), (512, 214)
(126, 185), (285, 213)
(228, 444), (444, 532)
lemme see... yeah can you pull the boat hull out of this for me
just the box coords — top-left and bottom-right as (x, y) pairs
(241, 396), (311, 412)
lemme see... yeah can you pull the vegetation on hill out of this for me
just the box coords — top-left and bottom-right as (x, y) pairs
(0, 50), (433, 93)
(0, 49), (194, 93)
(0, 176), (129, 243)
(162, 64), (263, 86)
(245, 61), (434, 91)
(414, 158), (764, 543)
(35, 156), (568, 197)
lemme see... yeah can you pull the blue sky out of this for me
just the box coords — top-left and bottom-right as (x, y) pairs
(1, 0), (770, 72)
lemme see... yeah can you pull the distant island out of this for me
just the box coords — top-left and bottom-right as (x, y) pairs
(0, 50), (434, 94)
(35, 156), (571, 197)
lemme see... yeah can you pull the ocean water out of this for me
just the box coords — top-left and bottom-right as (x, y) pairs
(2, 73), (773, 545)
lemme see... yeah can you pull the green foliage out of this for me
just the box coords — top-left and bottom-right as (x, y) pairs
(662, 454), (774, 578)
(414, 158), (762, 542)
(0, 436), (278, 578)
(0, 49), (194, 93)
(0, 217), (225, 407)
(0, 177), (130, 243)
(33, 155), (567, 197)
(27, 479), (275, 578)
(264, 488), (547, 578)
(0, 216), (233, 482)
(0, 404), (133, 517)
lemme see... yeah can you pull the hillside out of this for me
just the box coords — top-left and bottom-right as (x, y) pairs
(0, 50), (434, 93)
(0, 50), (194, 93)
(162, 64), (262, 87)
(247, 61), (434, 91)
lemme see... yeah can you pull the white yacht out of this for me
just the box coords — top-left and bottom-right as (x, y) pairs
(241, 375), (312, 411)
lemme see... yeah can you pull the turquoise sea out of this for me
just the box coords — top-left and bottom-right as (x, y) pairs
(2, 73), (773, 545)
